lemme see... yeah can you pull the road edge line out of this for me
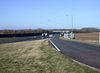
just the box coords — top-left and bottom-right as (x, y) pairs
(72, 59), (100, 72)
(49, 39), (60, 51)
(49, 39), (100, 72)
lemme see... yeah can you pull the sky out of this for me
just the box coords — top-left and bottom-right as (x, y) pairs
(0, 0), (100, 29)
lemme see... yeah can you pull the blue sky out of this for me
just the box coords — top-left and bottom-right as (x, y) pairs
(0, 0), (100, 29)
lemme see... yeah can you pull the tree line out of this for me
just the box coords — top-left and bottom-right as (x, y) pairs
(0, 27), (99, 34)
(0, 29), (52, 34)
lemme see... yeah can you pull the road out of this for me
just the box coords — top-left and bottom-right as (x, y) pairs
(0, 36), (43, 44)
(50, 34), (100, 69)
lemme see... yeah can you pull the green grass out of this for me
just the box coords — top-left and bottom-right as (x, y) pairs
(0, 39), (99, 73)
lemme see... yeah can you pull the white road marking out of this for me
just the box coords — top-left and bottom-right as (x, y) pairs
(49, 39), (60, 51)
(49, 39), (100, 72)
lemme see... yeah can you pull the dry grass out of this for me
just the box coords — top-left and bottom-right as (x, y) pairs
(61, 32), (99, 44)
(0, 40), (44, 73)
(0, 40), (43, 58)
(74, 32), (99, 44)
(0, 39), (99, 73)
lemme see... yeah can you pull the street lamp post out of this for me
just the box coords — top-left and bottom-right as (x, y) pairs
(66, 15), (74, 39)
(99, 29), (100, 44)
(66, 15), (73, 33)
(72, 15), (73, 33)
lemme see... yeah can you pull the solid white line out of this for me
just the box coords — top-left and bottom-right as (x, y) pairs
(49, 39), (100, 72)
(49, 40), (60, 51)
(72, 59), (100, 71)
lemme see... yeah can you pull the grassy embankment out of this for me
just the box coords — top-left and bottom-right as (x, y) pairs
(0, 39), (99, 73)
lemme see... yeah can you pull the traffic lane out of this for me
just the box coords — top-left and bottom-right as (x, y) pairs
(0, 33), (54, 44)
(52, 34), (100, 52)
(0, 36), (42, 44)
(62, 51), (100, 69)
(51, 35), (100, 69)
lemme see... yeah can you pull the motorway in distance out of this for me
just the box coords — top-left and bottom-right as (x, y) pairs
(0, 36), (42, 44)
(50, 34), (100, 69)
(0, 33), (54, 44)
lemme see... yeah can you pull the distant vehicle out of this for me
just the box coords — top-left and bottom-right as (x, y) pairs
(33, 36), (36, 38)
(42, 33), (48, 39)
(45, 33), (48, 36)
(42, 33), (45, 39)
(49, 34), (53, 38)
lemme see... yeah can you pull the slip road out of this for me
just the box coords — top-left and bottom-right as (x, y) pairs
(50, 34), (100, 70)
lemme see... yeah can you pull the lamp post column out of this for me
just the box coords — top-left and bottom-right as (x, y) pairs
(99, 29), (100, 44)
(72, 15), (73, 33)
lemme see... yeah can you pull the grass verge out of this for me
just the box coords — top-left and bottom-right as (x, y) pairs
(0, 39), (99, 73)
(38, 40), (100, 73)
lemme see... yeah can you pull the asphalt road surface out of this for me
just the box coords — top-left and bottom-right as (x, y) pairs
(0, 36), (43, 44)
(51, 34), (100, 69)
